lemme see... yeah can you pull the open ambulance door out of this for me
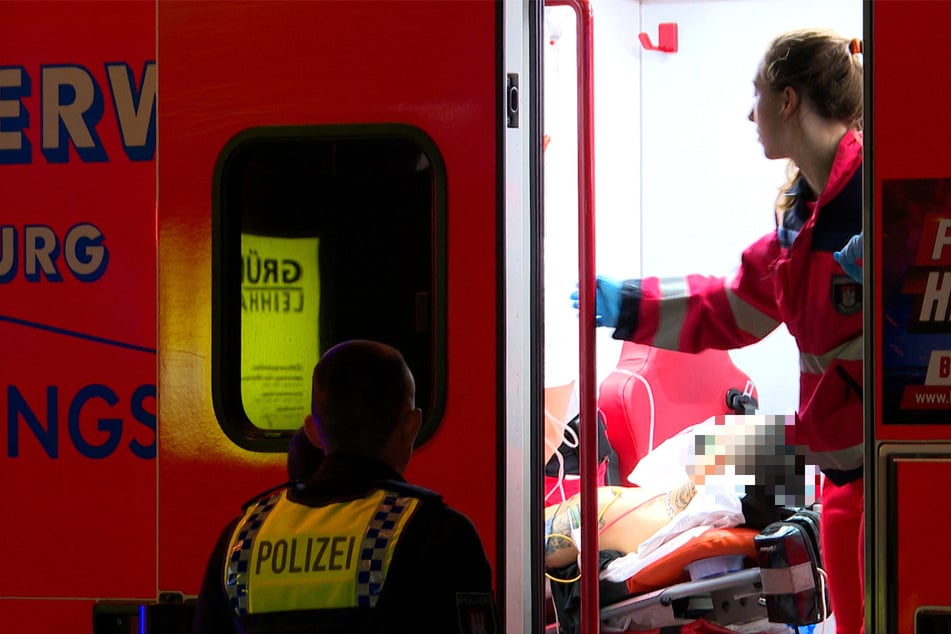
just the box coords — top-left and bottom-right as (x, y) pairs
(503, 0), (550, 632)
(157, 0), (526, 629)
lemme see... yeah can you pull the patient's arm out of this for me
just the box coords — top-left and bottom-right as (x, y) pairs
(544, 481), (695, 569)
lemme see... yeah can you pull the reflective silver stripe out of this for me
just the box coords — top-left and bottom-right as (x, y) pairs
(805, 442), (864, 472)
(652, 277), (778, 348)
(760, 562), (816, 595)
(654, 277), (689, 349)
(799, 336), (863, 375)
(355, 492), (417, 608)
(225, 492), (283, 617)
(725, 286), (779, 339)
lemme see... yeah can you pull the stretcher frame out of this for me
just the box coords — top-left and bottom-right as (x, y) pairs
(600, 566), (766, 628)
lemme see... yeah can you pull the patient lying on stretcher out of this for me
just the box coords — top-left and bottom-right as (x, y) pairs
(544, 481), (697, 569)
(543, 414), (818, 573)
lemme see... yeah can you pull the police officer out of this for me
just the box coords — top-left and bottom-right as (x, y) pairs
(192, 339), (497, 633)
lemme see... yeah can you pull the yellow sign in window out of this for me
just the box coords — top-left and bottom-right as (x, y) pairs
(241, 233), (320, 430)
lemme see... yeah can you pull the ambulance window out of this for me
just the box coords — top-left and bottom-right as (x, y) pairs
(213, 125), (446, 451)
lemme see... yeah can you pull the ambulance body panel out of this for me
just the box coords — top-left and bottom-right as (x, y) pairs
(4, 1), (951, 632)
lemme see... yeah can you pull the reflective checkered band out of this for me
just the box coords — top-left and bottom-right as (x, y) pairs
(225, 491), (283, 617)
(355, 491), (416, 608)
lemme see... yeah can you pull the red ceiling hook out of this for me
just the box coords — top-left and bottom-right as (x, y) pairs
(639, 22), (678, 53)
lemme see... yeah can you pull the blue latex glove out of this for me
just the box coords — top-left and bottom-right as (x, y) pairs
(833, 232), (863, 283)
(570, 276), (623, 328)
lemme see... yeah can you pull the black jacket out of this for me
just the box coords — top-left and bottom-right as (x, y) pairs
(192, 452), (496, 634)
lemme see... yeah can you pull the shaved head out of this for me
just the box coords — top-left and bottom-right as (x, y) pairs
(311, 339), (416, 457)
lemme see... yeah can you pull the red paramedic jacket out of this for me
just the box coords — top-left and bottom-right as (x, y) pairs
(613, 131), (864, 485)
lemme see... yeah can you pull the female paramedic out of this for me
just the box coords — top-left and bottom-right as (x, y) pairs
(583, 29), (865, 633)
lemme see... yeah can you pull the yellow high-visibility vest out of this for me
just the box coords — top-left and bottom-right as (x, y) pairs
(224, 488), (420, 616)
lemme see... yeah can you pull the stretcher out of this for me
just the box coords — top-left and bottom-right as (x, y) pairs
(546, 492), (827, 632)
(544, 344), (829, 633)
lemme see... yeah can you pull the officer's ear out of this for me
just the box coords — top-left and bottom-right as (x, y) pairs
(400, 407), (423, 445)
(303, 414), (322, 449)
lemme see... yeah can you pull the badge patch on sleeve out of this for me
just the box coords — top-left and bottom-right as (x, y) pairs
(831, 275), (862, 315)
(456, 592), (497, 634)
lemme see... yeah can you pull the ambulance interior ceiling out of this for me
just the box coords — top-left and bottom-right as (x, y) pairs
(544, 0), (863, 414)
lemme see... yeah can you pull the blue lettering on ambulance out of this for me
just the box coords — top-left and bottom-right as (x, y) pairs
(64, 222), (108, 282)
(7, 386), (59, 458)
(69, 384), (122, 459)
(106, 63), (156, 162)
(6, 384), (157, 459)
(129, 384), (156, 460)
(24, 225), (63, 282)
(1, 223), (108, 283)
(0, 66), (31, 165)
(0, 226), (17, 283)
(41, 65), (107, 163)
(0, 62), (156, 164)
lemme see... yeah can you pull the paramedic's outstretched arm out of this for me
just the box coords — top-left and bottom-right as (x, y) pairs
(570, 276), (629, 328)
(586, 235), (784, 352)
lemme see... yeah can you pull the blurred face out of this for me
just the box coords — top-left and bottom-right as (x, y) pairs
(748, 77), (787, 160)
